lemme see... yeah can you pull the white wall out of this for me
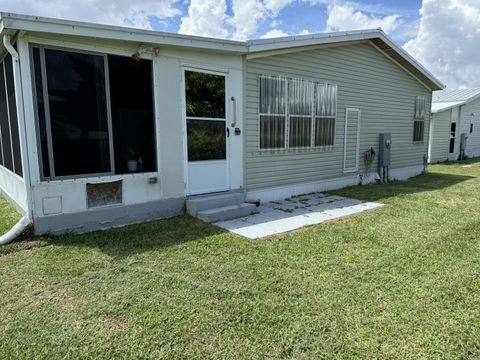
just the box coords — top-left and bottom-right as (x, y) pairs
(17, 33), (244, 219)
(429, 110), (450, 163)
(458, 98), (480, 157)
(0, 166), (27, 212)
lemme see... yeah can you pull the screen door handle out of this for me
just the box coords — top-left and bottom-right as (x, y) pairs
(227, 128), (230, 137)
(231, 96), (237, 127)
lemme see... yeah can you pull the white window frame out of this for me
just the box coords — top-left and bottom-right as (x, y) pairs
(30, 44), (158, 181)
(258, 74), (337, 151)
(413, 95), (426, 143)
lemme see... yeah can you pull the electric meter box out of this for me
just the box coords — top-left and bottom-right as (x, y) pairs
(379, 133), (391, 167)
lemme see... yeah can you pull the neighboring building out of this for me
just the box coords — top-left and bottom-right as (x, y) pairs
(0, 13), (443, 235)
(429, 88), (480, 163)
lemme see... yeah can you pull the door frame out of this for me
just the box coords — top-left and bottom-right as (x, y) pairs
(343, 107), (361, 173)
(181, 65), (230, 195)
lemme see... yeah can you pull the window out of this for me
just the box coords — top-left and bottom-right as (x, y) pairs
(32, 46), (157, 180)
(259, 76), (286, 149)
(0, 53), (23, 176)
(259, 75), (337, 150)
(314, 83), (336, 147)
(184, 70), (226, 161)
(413, 96), (426, 142)
(288, 78), (313, 148)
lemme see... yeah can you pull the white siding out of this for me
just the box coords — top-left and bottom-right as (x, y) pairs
(245, 41), (432, 191)
(429, 110), (450, 163)
(459, 98), (480, 157)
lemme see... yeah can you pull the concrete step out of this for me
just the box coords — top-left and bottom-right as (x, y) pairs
(187, 192), (246, 216)
(196, 203), (257, 223)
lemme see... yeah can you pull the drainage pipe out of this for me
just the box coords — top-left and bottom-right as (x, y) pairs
(1, 34), (33, 244)
(0, 217), (31, 245)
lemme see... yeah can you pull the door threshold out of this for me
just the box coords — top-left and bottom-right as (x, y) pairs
(187, 189), (244, 199)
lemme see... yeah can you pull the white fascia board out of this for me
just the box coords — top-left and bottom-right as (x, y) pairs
(0, 13), (248, 53)
(247, 29), (380, 52)
(432, 101), (465, 114)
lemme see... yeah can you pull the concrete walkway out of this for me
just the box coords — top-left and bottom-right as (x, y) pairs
(215, 193), (384, 239)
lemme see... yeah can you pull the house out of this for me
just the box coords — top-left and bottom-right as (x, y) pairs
(0, 13), (444, 236)
(428, 88), (480, 163)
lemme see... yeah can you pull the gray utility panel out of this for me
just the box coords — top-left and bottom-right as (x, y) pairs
(379, 133), (391, 167)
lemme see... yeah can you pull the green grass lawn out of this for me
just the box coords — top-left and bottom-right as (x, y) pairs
(1, 162), (480, 359)
(0, 195), (21, 236)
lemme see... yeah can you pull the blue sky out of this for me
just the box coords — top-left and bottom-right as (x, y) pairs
(144, 0), (424, 45)
(1, 0), (479, 89)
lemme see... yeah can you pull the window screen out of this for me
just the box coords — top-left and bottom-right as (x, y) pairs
(32, 47), (51, 178)
(44, 49), (111, 177)
(4, 55), (22, 176)
(413, 121), (424, 142)
(33, 47), (158, 180)
(108, 55), (156, 174)
(0, 62), (13, 172)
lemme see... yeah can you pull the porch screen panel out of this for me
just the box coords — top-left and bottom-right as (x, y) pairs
(32, 47), (51, 178)
(288, 78), (313, 148)
(259, 76), (286, 149)
(44, 49), (111, 177)
(5, 55), (22, 176)
(108, 55), (156, 174)
(314, 83), (337, 147)
(0, 62), (13, 171)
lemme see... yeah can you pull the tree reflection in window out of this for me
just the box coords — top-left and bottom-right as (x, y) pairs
(185, 71), (225, 119)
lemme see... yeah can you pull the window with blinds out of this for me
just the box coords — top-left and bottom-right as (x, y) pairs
(413, 96), (426, 142)
(259, 75), (337, 150)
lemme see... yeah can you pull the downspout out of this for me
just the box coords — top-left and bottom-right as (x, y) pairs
(0, 33), (33, 244)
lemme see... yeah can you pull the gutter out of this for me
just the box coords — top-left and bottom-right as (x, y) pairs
(1, 33), (33, 244)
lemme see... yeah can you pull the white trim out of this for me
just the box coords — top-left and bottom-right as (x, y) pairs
(181, 66), (230, 195)
(0, 13), (247, 53)
(343, 107), (361, 173)
(246, 165), (424, 203)
(0, 13), (444, 90)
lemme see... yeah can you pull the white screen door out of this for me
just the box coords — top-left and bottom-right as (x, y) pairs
(344, 108), (361, 172)
(184, 69), (229, 195)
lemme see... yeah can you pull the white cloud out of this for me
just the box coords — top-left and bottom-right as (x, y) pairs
(179, 0), (231, 38)
(263, 0), (295, 16)
(180, 0), (296, 40)
(298, 29), (312, 35)
(0, 0), (181, 29)
(229, 0), (267, 40)
(404, 0), (480, 89)
(260, 29), (289, 38)
(326, 4), (401, 33)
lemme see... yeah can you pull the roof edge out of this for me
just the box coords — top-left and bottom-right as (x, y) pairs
(0, 12), (249, 53)
(0, 12), (445, 90)
(248, 29), (445, 91)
